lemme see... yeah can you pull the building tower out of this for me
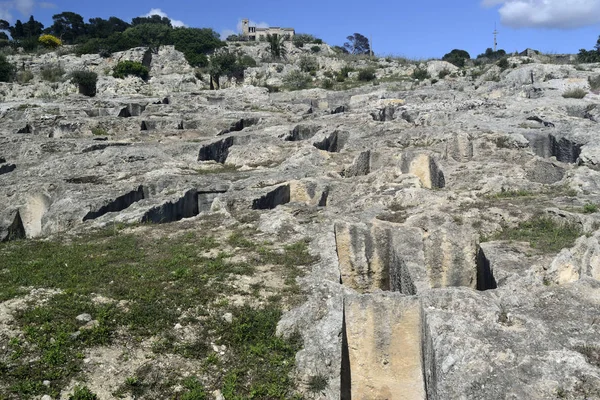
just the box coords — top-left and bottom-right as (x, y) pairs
(242, 19), (249, 37)
(493, 23), (498, 52)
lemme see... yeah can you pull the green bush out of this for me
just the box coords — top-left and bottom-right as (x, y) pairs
(70, 70), (98, 97)
(442, 49), (470, 67)
(283, 70), (311, 90)
(336, 65), (354, 82)
(497, 57), (510, 70)
(209, 50), (253, 80)
(311, 45), (321, 53)
(69, 386), (98, 400)
(322, 78), (334, 89)
(299, 56), (318, 73)
(0, 54), (15, 82)
(181, 377), (207, 400)
(292, 33), (320, 48)
(16, 69), (33, 84)
(39, 34), (62, 48)
(41, 64), (66, 82)
(412, 67), (430, 80)
(357, 68), (376, 81)
(563, 88), (587, 99)
(113, 60), (149, 80)
(438, 69), (451, 79)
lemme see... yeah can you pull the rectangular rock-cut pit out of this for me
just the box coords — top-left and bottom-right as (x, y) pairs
(343, 294), (426, 400)
(335, 222), (424, 295)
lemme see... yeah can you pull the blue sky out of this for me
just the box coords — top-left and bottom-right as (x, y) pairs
(1, 0), (600, 59)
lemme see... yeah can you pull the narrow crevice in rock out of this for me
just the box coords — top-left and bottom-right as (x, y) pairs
(0, 163), (16, 175)
(197, 190), (227, 212)
(313, 131), (347, 152)
(525, 132), (582, 163)
(421, 309), (436, 400)
(342, 151), (371, 178)
(340, 305), (352, 400)
(17, 124), (32, 134)
(198, 137), (235, 163)
(336, 223), (419, 294)
(476, 245), (497, 291)
(140, 121), (158, 131)
(252, 185), (291, 210)
(82, 142), (130, 153)
(371, 106), (395, 121)
(83, 186), (146, 221)
(318, 189), (329, 207)
(65, 176), (104, 185)
(284, 124), (321, 141)
(141, 189), (199, 224)
(118, 103), (146, 118)
(400, 152), (445, 189)
(218, 117), (260, 136)
(389, 250), (417, 295)
(331, 105), (347, 114)
(2, 211), (26, 242)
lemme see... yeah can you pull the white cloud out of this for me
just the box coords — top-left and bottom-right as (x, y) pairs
(143, 8), (186, 28)
(14, 0), (33, 15)
(0, 0), (37, 22)
(39, 2), (56, 9)
(483, 0), (600, 29)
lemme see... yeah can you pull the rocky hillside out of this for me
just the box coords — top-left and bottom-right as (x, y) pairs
(1, 42), (600, 399)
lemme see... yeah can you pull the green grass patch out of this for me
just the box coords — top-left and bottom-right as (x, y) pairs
(216, 305), (302, 399)
(0, 225), (316, 398)
(563, 88), (587, 99)
(486, 216), (582, 253)
(487, 188), (536, 199)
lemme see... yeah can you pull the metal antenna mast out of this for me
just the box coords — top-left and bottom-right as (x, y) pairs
(493, 23), (498, 52)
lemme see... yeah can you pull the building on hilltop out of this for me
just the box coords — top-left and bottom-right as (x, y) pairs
(241, 19), (295, 41)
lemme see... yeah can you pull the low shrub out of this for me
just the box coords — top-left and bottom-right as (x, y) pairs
(283, 70), (311, 90)
(357, 68), (376, 81)
(16, 70), (33, 84)
(412, 67), (430, 80)
(588, 75), (600, 91)
(497, 57), (510, 71)
(68, 386), (98, 400)
(322, 78), (334, 89)
(299, 56), (318, 73)
(38, 34), (62, 49)
(438, 69), (451, 79)
(562, 88), (587, 99)
(336, 65), (354, 82)
(311, 45), (321, 53)
(71, 70), (98, 97)
(0, 54), (15, 82)
(113, 60), (149, 80)
(40, 64), (65, 82)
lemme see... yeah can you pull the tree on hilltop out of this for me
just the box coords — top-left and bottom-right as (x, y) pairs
(344, 33), (370, 55)
(48, 12), (86, 44)
(442, 49), (470, 67)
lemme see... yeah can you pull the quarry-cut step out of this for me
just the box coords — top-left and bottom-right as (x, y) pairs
(343, 293), (426, 400)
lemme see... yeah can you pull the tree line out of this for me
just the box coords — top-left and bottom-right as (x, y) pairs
(0, 12), (225, 67)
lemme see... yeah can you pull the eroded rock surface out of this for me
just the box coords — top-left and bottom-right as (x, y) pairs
(1, 45), (600, 399)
